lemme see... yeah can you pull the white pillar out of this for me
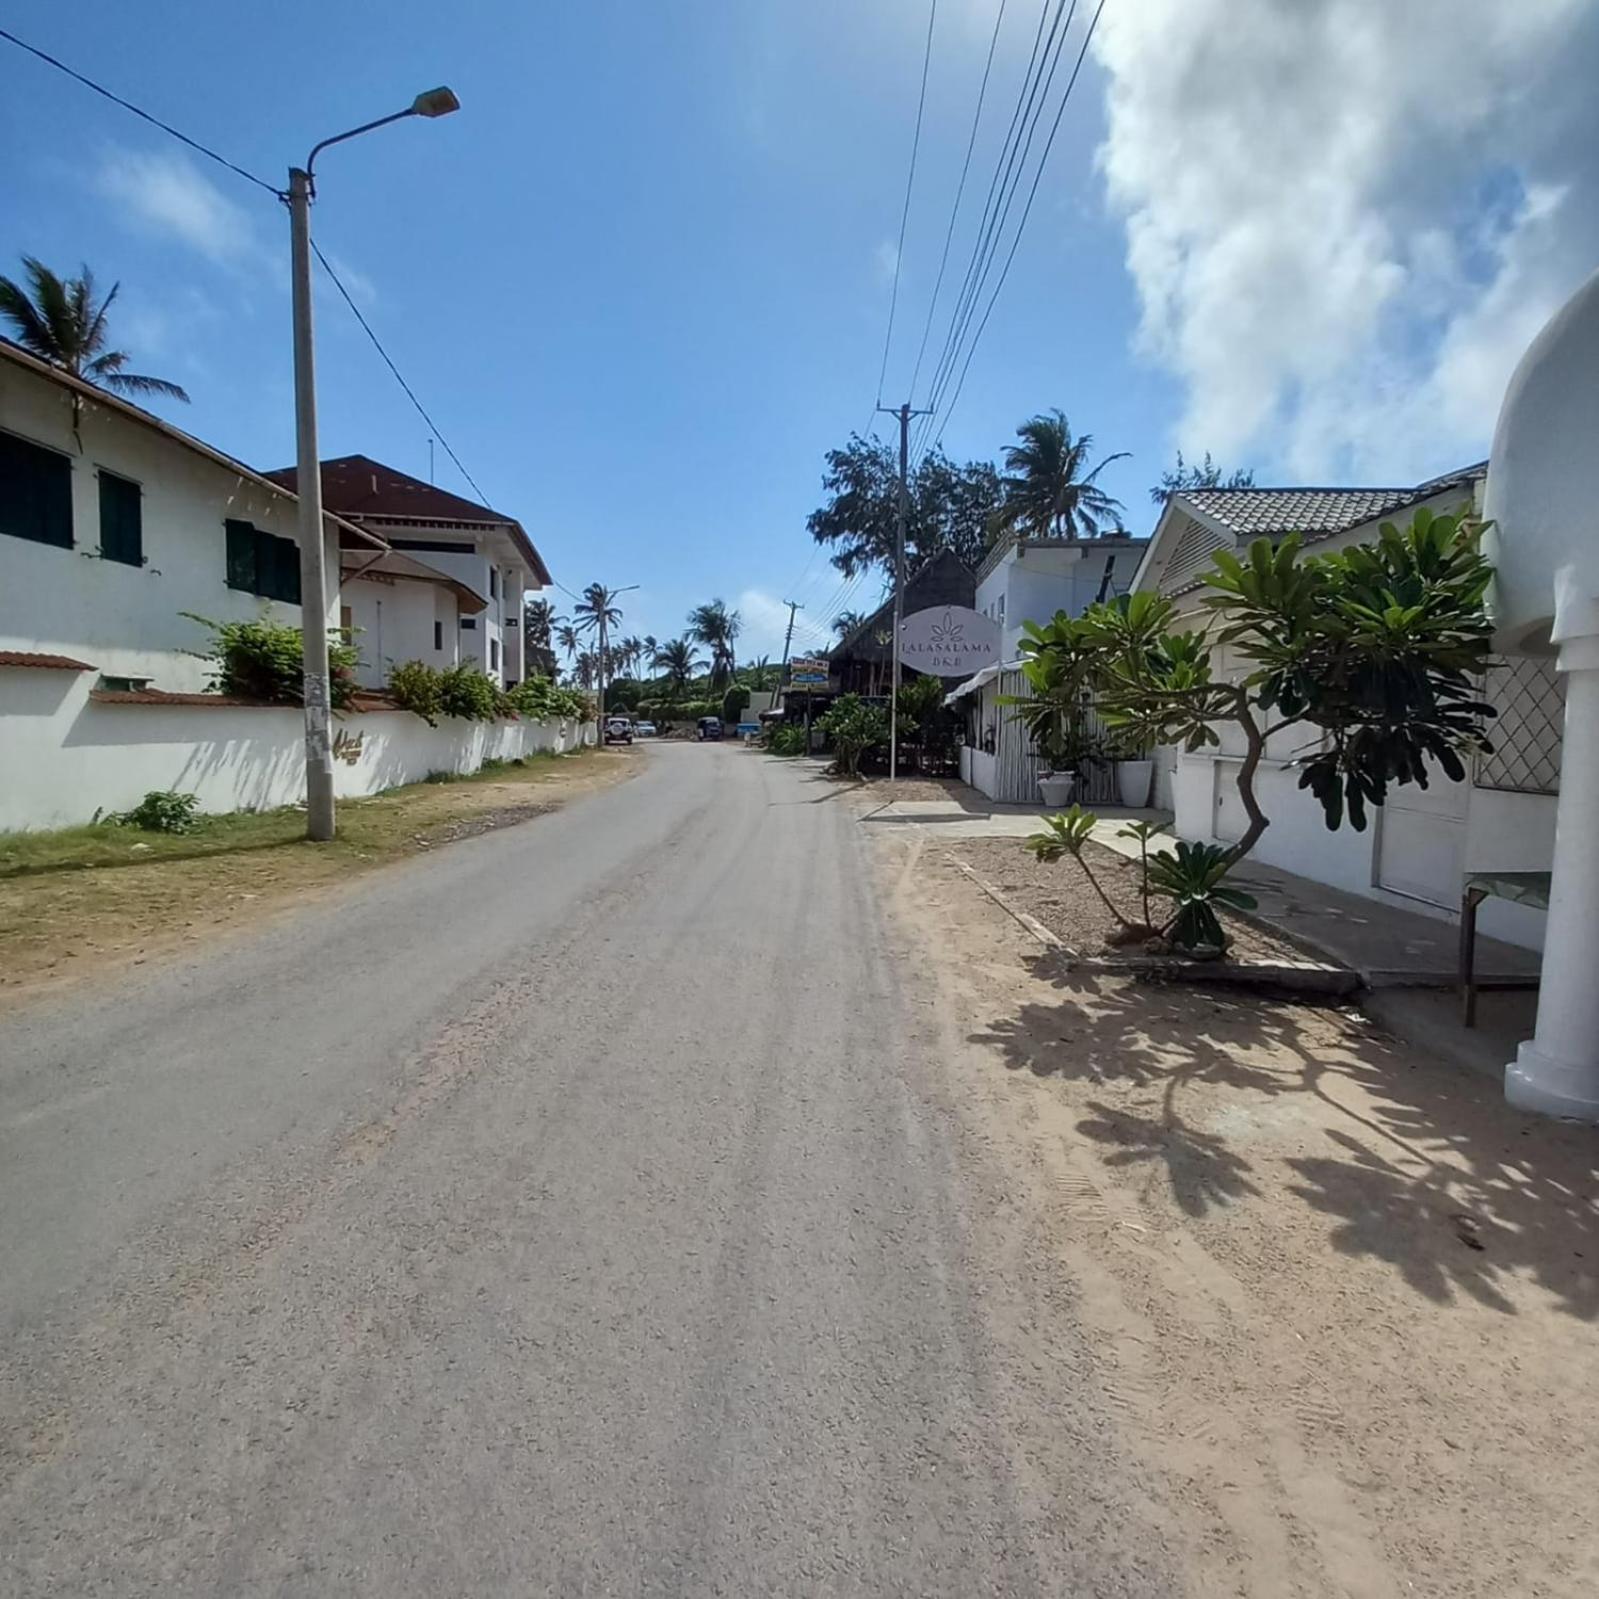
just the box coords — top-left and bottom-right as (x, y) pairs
(1506, 634), (1599, 1119)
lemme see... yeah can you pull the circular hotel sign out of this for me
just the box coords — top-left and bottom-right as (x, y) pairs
(897, 605), (1001, 677)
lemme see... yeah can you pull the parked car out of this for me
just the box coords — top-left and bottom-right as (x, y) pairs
(633, 720), (657, 738)
(696, 716), (723, 742)
(604, 717), (633, 745)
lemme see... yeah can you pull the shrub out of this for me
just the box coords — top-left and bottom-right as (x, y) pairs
(113, 789), (200, 834)
(818, 693), (889, 777)
(767, 724), (806, 756)
(388, 659), (444, 725)
(438, 664), (499, 721)
(184, 612), (359, 709)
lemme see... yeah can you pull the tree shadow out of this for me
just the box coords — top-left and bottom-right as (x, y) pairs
(968, 957), (1599, 1318)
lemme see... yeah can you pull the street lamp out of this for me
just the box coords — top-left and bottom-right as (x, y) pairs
(289, 88), (460, 840)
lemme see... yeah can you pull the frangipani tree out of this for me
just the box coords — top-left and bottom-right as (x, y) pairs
(1022, 507), (1496, 950)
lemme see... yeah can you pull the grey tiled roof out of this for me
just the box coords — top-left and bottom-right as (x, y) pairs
(1180, 486), (1418, 537)
(1180, 462), (1488, 541)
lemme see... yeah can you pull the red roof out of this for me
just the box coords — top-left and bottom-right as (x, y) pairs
(265, 454), (552, 585)
(0, 650), (95, 671)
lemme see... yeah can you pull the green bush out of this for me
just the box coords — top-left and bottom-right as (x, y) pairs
(817, 693), (889, 777)
(184, 612), (359, 708)
(767, 724), (806, 756)
(438, 664), (500, 721)
(388, 659), (444, 725)
(113, 790), (200, 834)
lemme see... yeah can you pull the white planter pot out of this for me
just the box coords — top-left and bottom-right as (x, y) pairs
(1116, 758), (1154, 809)
(1038, 772), (1077, 808)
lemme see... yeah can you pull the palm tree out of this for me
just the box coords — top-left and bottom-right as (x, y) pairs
(555, 622), (581, 673)
(523, 597), (562, 677)
(651, 637), (704, 699)
(0, 257), (189, 402)
(573, 583), (624, 643)
(832, 609), (866, 641)
(687, 599), (742, 691)
(992, 411), (1127, 539)
(620, 635), (644, 678)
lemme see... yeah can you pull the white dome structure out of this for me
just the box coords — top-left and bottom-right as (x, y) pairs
(1485, 265), (1599, 1119)
(1484, 266), (1599, 657)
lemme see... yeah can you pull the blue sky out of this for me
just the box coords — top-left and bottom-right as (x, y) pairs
(5, 1), (1595, 657)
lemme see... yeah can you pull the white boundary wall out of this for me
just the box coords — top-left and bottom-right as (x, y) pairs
(1, 669), (594, 831)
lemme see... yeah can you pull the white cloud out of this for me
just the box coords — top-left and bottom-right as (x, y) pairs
(873, 239), (900, 285)
(97, 149), (265, 272)
(1092, 0), (1599, 480)
(737, 588), (833, 659)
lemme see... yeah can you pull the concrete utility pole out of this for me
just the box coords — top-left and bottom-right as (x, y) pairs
(289, 86), (459, 840)
(591, 583), (639, 743)
(779, 600), (802, 674)
(877, 402), (932, 782)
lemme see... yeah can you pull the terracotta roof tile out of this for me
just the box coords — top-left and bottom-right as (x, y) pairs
(0, 650), (95, 671)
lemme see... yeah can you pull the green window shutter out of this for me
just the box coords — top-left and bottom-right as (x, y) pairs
(269, 533), (302, 605)
(225, 519), (257, 591)
(0, 429), (73, 549)
(98, 471), (143, 566)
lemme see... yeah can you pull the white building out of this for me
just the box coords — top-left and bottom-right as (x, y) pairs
(1133, 464), (1560, 952)
(265, 455), (551, 688)
(338, 547), (487, 690)
(0, 338), (375, 693)
(950, 532), (1148, 804)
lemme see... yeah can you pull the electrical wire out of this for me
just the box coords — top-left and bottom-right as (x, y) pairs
(309, 240), (493, 510)
(912, 0), (1063, 452)
(906, 0), (1009, 402)
(871, 0), (939, 411)
(924, 0), (1106, 448)
(0, 26), (281, 196)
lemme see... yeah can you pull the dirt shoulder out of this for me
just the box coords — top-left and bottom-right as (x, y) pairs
(0, 748), (636, 1007)
(873, 826), (1599, 1599)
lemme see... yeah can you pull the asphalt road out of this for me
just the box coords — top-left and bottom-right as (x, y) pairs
(0, 743), (1177, 1596)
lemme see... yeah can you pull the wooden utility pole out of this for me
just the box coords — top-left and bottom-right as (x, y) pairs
(779, 600), (802, 674)
(876, 402), (932, 782)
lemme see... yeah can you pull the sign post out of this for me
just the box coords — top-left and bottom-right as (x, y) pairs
(789, 656), (828, 756)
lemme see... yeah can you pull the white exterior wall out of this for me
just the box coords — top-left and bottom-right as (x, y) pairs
(343, 575), (459, 689)
(0, 667), (593, 831)
(977, 544), (1137, 658)
(370, 536), (527, 686)
(0, 365), (341, 692)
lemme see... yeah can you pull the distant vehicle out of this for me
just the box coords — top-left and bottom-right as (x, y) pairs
(735, 721), (760, 739)
(633, 720), (657, 738)
(696, 716), (723, 742)
(604, 717), (633, 745)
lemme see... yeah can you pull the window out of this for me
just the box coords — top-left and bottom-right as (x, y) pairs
(97, 470), (143, 565)
(490, 637), (500, 672)
(225, 519), (301, 603)
(460, 616), (477, 630)
(489, 567), (498, 599)
(433, 620), (444, 651)
(0, 428), (73, 548)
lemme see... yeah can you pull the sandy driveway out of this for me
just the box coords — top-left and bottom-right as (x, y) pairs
(872, 821), (1599, 1599)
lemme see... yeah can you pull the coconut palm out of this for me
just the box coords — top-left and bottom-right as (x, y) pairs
(0, 257), (189, 402)
(992, 411), (1127, 539)
(556, 622), (581, 667)
(523, 597), (562, 676)
(832, 609), (866, 641)
(651, 637), (704, 699)
(687, 599), (742, 691)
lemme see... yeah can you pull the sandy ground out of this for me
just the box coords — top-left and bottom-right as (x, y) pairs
(871, 822), (1599, 1599)
(948, 835), (1305, 962)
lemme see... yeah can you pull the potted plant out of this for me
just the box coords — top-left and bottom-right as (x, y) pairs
(1105, 728), (1155, 808)
(1000, 613), (1104, 808)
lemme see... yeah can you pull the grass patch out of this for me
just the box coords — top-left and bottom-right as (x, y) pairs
(0, 747), (629, 999)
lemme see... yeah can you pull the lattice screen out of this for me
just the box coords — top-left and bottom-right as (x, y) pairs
(1476, 654), (1563, 795)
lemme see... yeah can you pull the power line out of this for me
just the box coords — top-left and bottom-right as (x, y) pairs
(912, 0), (1074, 463)
(913, 0), (1062, 441)
(871, 0), (940, 411)
(907, 0), (1010, 402)
(925, 0), (1106, 448)
(0, 26), (281, 196)
(309, 240), (493, 510)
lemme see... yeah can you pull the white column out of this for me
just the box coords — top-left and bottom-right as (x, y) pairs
(1506, 634), (1599, 1119)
